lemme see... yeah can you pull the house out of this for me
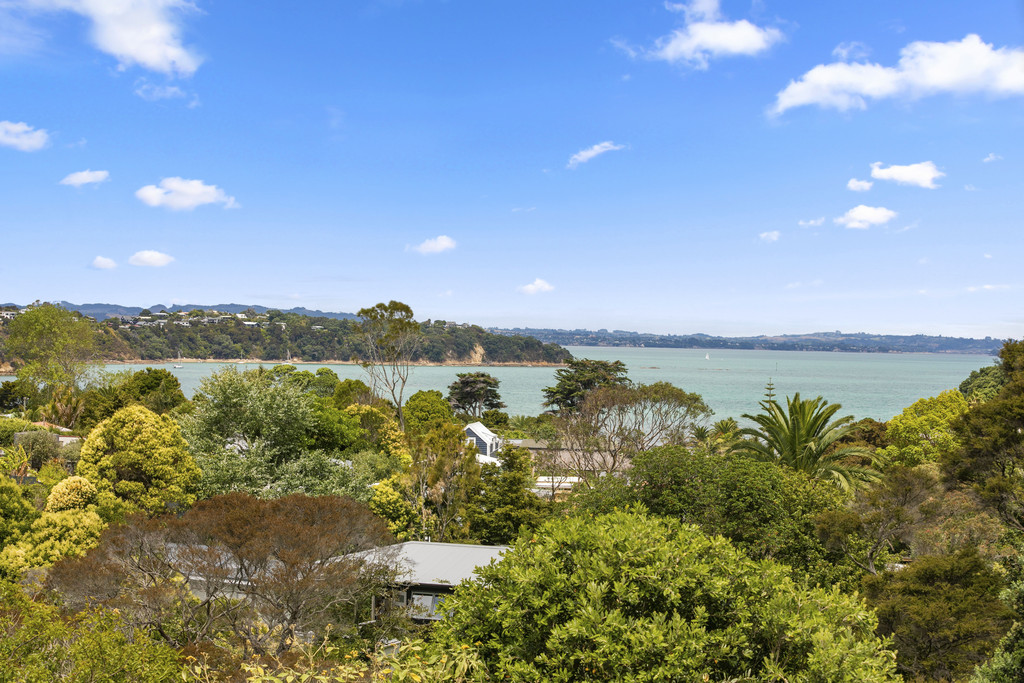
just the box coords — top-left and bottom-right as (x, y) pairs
(464, 422), (502, 458)
(368, 541), (507, 621)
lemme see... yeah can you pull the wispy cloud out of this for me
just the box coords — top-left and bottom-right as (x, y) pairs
(832, 41), (870, 61)
(410, 235), (456, 254)
(759, 230), (780, 242)
(638, 0), (784, 70)
(567, 141), (625, 169)
(19, 0), (203, 76)
(60, 169), (109, 187)
(847, 178), (873, 192)
(983, 152), (1002, 163)
(129, 250), (174, 267)
(870, 161), (944, 188)
(771, 34), (1024, 115)
(798, 217), (824, 227)
(518, 278), (554, 295)
(136, 177), (237, 210)
(966, 284), (1009, 292)
(0, 120), (49, 151)
(834, 205), (897, 229)
(92, 255), (116, 269)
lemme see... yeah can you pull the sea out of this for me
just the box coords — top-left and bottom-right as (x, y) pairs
(84, 346), (995, 422)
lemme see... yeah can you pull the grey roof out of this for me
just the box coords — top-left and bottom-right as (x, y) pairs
(391, 541), (507, 587)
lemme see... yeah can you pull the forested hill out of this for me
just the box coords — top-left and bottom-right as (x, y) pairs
(94, 310), (570, 365)
(55, 301), (359, 321)
(489, 327), (1003, 355)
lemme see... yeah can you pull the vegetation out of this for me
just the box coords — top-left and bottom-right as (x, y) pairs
(432, 510), (901, 681)
(733, 391), (881, 491)
(1, 313), (1022, 681)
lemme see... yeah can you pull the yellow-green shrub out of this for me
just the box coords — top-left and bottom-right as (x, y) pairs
(45, 475), (98, 512)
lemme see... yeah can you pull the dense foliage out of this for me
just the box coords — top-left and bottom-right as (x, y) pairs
(432, 510), (901, 682)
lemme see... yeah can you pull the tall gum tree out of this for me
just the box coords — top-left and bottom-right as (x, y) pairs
(356, 301), (423, 430)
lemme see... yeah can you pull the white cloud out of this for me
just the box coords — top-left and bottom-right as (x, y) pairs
(832, 41), (870, 61)
(129, 250), (174, 267)
(964, 184), (977, 192)
(567, 141), (625, 169)
(60, 169), (109, 186)
(847, 178), (873, 192)
(984, 253), (993, 259)
(135, 177), (237, 210)
(966, 284), (1009, 292)
(518, 278), (554, 295)
(983, 152), (1002, 163)
(870, 160), (944, 188)
(91, 255), (116, 269)
(649, 0), (784, 70)
(411, 235), (456, 254)
(798, 217), (824, 226)
(771, 34), (1024, 115)
(134, 80), (185, 101)
(23, 0), (202, 76)
(759, 230), (780, 242)
(834, 205), (897, 229)
(0, 120), (49, 151)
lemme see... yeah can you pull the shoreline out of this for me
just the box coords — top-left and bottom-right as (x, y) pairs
(96, 357), (567, 369)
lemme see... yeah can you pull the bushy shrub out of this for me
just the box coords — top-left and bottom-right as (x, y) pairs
(45, 476), (98, 512)
(0, 417), (35, 446)
(0, 508), (105, 579)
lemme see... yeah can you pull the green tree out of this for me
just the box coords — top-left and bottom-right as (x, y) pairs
(880, 389), (968, 467)
(448, 372), (505, 417)
(77, 404), (200, 517)
(541, 357), (629, 413)
(0, 479), (37, 551)
(608, 445), (856, 587)
(0, 508), (105, 579)
(432, 510), (901, 682)
(863, 550), (1013, 681)
(356, 301), (423, 430)
(555, 382), (711, 478)
(733, 392), (880, 491)
(468, 446), (549, 545)
(404, 389), (455, 435)
(0, 581), (183, 682)
(3, 303), (97, 400)
(960, 363), (1009, 404)
(944, 339), (1024, 532)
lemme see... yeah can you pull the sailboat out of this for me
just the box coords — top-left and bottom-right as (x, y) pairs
(705, 353), (710, 360)
(173, 349), (184, 369)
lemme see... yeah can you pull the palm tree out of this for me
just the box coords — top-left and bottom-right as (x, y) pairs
(732, 392), (880, 491)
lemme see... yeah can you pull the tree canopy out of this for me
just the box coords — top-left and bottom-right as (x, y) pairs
(733, 392), (880, 491)
(3, 303), (97, 397)
(432, 510), (901, 682)
(77, 404), (200, 517)
(448, 372), (505, 417)
(542, 358), (629, 413)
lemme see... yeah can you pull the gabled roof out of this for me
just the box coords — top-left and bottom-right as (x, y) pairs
(464, 421), (499, 442)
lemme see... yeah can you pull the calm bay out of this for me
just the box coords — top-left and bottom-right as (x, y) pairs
(98, 346), (994, 422)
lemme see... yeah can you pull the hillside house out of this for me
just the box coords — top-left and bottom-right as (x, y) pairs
(464, 421), (502, 458)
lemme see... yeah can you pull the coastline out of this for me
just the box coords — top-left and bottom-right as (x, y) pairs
(96, 357), (568, 369)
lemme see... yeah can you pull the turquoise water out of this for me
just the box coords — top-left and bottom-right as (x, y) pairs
(97, 346), (994, 421)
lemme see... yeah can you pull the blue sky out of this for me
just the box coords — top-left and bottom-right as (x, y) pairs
(1, 0), (1022, 338)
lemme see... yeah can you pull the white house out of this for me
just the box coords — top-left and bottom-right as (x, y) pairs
(464, 421), (502, 459)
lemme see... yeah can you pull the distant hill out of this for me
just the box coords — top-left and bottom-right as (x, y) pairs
(53, 301), (358, 321)
(489, 327), (1004, 355)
